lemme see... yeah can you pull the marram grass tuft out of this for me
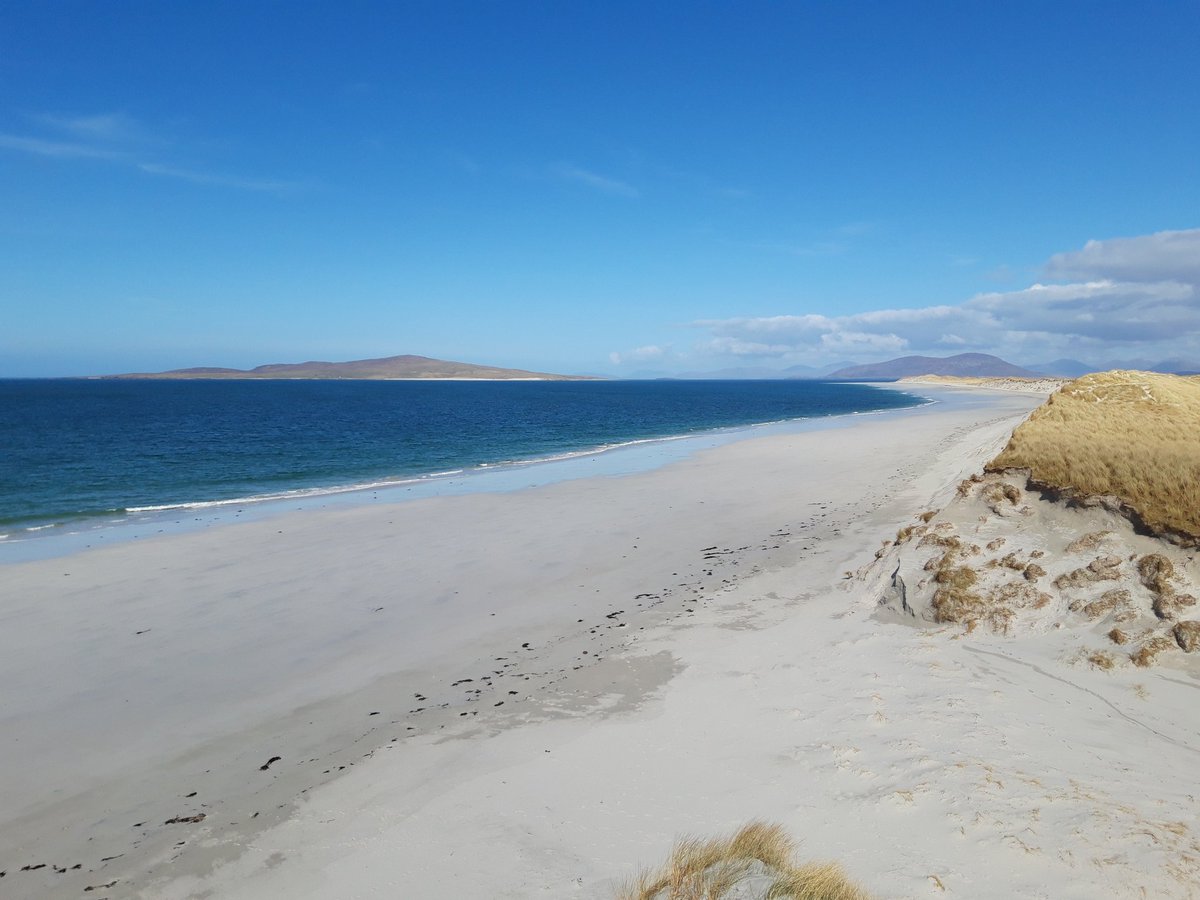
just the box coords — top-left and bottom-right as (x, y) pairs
(616, 822), (872, 900)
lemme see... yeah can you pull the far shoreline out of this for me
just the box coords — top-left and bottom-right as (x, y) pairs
(0, 382), (949, 564)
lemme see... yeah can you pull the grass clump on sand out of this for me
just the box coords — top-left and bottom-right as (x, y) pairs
(1138, 553), (1177, 594)
(1054, 555), (1123, 590)
(1131, 634), (1178, 668)
(987, 371), (1200, 544)
(1174, 621), (1200, 652)
(1138, 553), (1198, 620)
(617, 821), (872, 900)
(930, 558), (984, 623)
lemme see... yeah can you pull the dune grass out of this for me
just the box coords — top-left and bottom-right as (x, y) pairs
(617, 822), (872, 900)
(986, 371), (1200, 544)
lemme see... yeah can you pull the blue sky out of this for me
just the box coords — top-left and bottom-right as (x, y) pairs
(3, 1), (1199, 376)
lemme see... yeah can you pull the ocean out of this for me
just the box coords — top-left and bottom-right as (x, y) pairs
(0, 378), (920, 537)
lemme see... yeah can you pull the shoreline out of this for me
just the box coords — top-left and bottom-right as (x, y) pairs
(0, 385), (933, 564)
(5, 386), (1130, 899)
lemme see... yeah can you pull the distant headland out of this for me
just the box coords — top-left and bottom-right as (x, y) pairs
(102, 354), (598, 381)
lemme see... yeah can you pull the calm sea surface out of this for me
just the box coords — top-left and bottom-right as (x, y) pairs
(0, 379), (919, 534)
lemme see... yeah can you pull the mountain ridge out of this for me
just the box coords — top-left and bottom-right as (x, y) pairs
(827, 353), (1039, 380)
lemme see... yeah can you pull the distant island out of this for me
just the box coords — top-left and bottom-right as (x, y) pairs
(104, 354), (596, 381)
(827, 352), (1039, 380)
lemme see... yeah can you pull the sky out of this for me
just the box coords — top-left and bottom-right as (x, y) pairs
(3, 1), (1200, 377)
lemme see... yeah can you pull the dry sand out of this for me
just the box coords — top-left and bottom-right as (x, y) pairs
(898, 374), (1068, 394)
(3, 388), (1197, 899)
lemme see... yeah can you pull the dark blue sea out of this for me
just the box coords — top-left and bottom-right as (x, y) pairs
(0, 379), (921, 536)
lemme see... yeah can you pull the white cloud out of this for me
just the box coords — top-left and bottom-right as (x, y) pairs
(691, 228), (1200, 366)
(551, 163), (639, 198)
(965, 279), (1195, 342)
(1044, 228), (1200, 282)
(819, 331), (907, 353)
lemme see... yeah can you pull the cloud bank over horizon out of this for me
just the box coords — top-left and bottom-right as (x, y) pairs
(612, 228), (1200, 371)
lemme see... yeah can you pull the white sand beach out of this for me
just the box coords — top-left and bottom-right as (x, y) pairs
(4, 387), (1198, 899)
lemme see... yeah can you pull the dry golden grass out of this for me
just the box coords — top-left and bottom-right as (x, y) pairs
(1154, 593), (1197, 621)
(1053, 555), (1123, 590)
(987, 371), (1200, 543)
(981, 482), (1022, 509)
(765, 864), (874, 900)
(1174, 621), (1200, 653)
(930, 559), (983, 624)
(928, 555), (1027, 633)
(921, 529), (1064, 633)
(1131, 634), (1178, 668)
(1137, 553), (1199, 619)
(956, 474), (982, 497)
(1065, 531), (1114, 554)
(1138, 553), (1177, 593)
(999, 552), (1026, 571)
(1023, 563), (1046, 582)
(616, 822), (872, 900)
(919, 532), (962, 550)
(1072, 588), (1131, 621)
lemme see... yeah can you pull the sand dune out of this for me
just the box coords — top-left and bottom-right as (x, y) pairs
(988, 369), (1200, 544)
(3, 385), (1198, 899)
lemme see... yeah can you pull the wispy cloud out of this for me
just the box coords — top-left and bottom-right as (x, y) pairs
(649, 162), (750, 201)
(34, 112), (146, 143)
(0, 111), (299, 195)
(550, 163), (639, 198)
(0, 133), (126, 160)
(448, 150), (482, 176)
(834, 221), (876, 237)
(138, 163), (300, 194)
(716, 186), (751, 199)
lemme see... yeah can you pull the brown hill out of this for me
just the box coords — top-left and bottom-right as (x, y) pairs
(828, 353), (1039, 380)
(109, 354), (594, 381)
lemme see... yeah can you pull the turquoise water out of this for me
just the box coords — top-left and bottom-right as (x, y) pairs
(0, 378), (920, 535)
